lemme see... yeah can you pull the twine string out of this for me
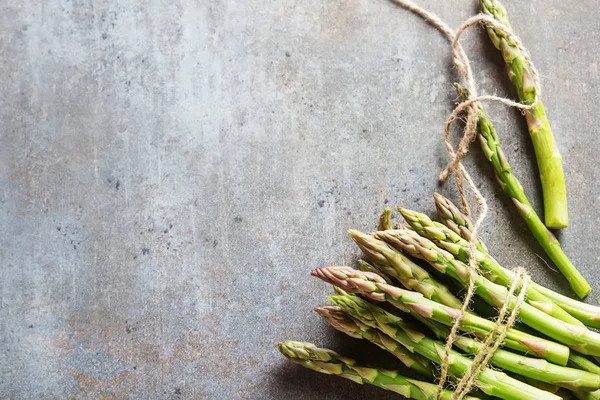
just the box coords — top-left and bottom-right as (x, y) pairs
(388, 1), (536, 398)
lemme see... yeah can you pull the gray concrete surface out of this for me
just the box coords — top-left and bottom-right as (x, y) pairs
(1, 0), (600, 398)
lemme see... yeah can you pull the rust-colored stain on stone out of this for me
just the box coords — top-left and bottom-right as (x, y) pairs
(69, 371), (130, 399)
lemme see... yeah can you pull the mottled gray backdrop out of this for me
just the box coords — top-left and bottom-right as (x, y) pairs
(1, 0), (599, 398)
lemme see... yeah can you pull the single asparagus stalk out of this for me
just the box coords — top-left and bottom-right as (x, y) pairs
(277, 341), (480, 400)
(379, 207), (392, 231)
(377, 229), (600, 356)
(329, 294), (561, 400)
(313, 266), (569, 365)
(436, 193), (600, 325)
(433, 192), (487, 253)
(452, 83), (590, 298)
(480, 0), (568, 229)
(315, 305), (434, 379)
(399, 206), (583, 326)
(349, 229), (463, 309)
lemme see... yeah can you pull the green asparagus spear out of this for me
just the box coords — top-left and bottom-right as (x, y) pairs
(480, 0), (568, 229)
(452, 83), (590, 298)
(399, 206), (583, 326)
(433, 193), (487, 253)
(377, 229), (600, 356)
(328, 294), (561, 400)
(312, 266), (569, 365)
(435, 193), (600, 324)
(315, 305), (434, 378)
(379, 207), (393, 231)
(278, 341), (481, 400)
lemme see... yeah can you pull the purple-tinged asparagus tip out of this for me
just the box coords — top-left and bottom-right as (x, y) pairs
(314, 306), (330, 317)
(312, 267), (353, 292)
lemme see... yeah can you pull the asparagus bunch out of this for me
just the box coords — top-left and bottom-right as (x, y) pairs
(479, 0), (568, 230)
(435, 193), (600, 328)
(452, 82), (590, 299)
(277, 341), (483, 400)
(280, 196), (600, 399)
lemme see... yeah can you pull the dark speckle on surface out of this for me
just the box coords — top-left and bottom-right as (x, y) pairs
(1, 1), (599, 399)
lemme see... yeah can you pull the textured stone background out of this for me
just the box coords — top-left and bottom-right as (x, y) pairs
(1, 0), (599, 398)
